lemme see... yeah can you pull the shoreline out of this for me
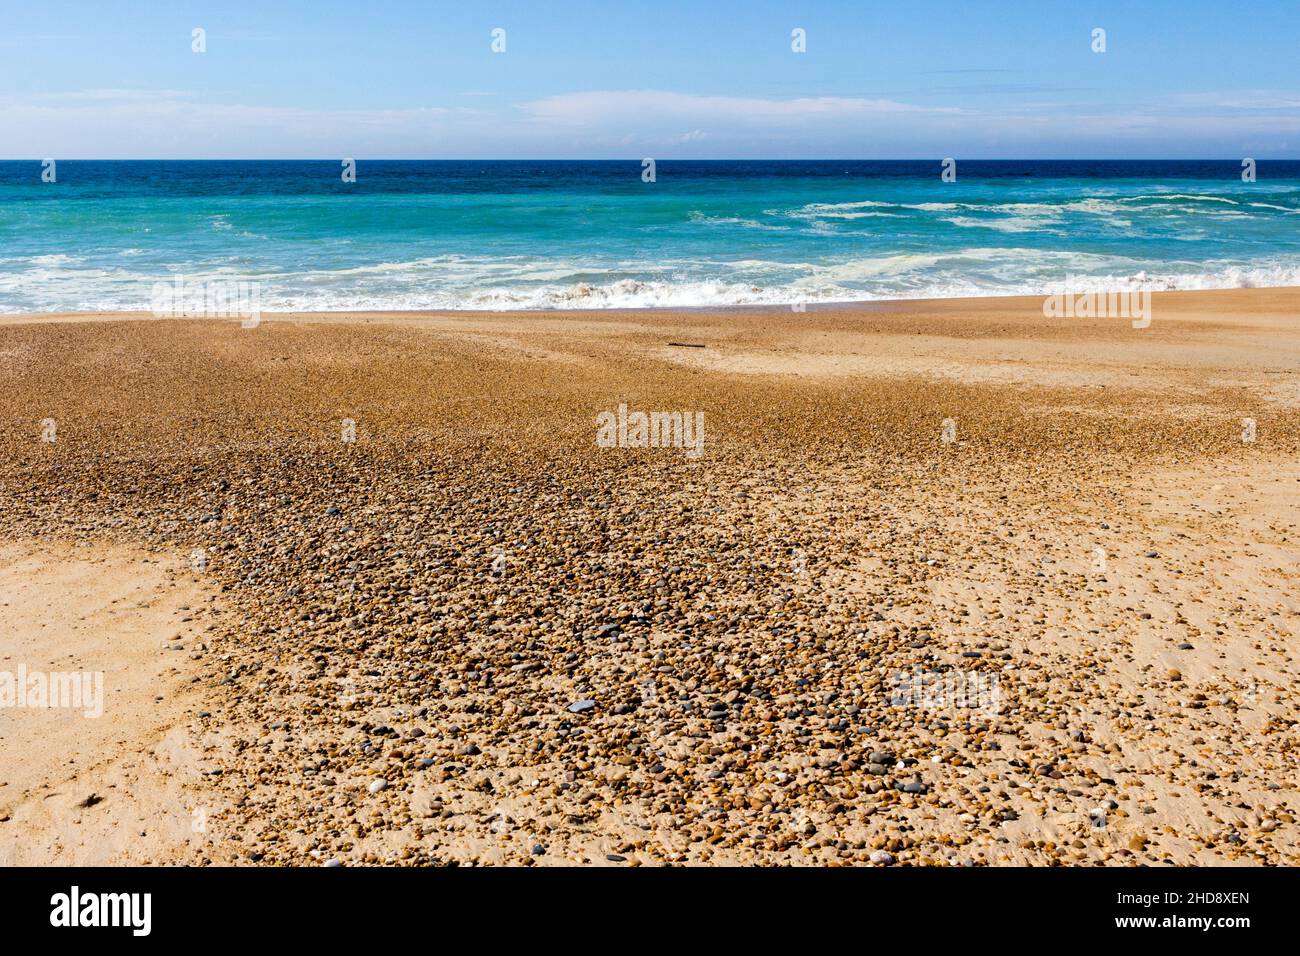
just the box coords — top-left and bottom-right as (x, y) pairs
(4, 284), (1300, 324)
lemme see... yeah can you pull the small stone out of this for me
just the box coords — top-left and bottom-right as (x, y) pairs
(368, 779), (389, 794)
(568, 699), (596, 713)
(869, 850), (894, 865)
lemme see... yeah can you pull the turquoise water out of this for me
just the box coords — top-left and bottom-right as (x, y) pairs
(2, 160), (1299, 312)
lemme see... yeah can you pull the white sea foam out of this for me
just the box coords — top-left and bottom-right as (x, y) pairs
(688, 212), (791, 230)
(942, 216), (1063, 234)
(794, 200), (959, 216)
(23, 254), (84, 266)
(1116, 193), (1239, 204)
(191, 261), (1300, 311)
(795, 210), (902, 219)
(5, 251), (1300, 314)
(791, 195), (1264, 222)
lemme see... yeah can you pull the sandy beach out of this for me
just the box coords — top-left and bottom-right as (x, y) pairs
(2, 288), (1298, 866)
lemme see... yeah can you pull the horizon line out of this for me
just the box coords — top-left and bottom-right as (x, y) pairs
(4, 157), (1298, 163)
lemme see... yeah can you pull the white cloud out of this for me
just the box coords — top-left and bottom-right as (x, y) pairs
(1170, 90), (1300, 111)
(517, 90), (965, 127)
(3, 86), (1298, 158)
(0, 89), (491, 157)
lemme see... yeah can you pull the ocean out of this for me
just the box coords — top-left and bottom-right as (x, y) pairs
(2, 159), (1299, 313)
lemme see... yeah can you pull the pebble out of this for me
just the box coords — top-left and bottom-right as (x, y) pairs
(15, 314), (1297, 870)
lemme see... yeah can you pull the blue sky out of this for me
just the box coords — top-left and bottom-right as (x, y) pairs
(1, 0), (1297, 158)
